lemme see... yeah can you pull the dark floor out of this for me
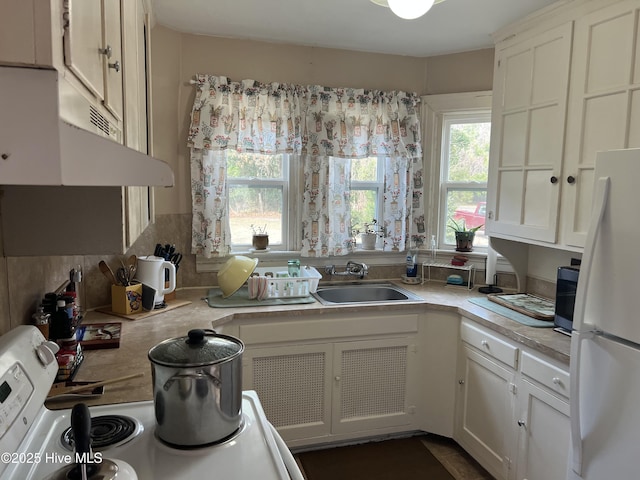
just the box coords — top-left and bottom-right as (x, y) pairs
(294, 434), (494, 480)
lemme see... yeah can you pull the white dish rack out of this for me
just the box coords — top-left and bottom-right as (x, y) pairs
(252, 266), (321, 298)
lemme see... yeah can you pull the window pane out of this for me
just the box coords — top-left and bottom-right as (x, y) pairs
(445, 190), (488, 248)
(447, 122), (491, 182)
(350, 189), (377, 231)
(227, 151), (283, 179)
(351, 157), (378, 182)
(229, 186), (283, 245)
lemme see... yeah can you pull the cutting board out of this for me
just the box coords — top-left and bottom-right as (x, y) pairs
(487, 293), (555, 320)
(96, 298), (191, 320)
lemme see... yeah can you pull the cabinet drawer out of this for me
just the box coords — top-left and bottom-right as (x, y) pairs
(521, 351), (569, 399)
(460, 320), (518, 369)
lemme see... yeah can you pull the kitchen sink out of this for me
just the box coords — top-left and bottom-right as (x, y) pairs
(312, 283), (424, 305)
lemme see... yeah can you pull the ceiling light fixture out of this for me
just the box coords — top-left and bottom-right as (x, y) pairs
(371, 0), (446, 20)
(388, 0), (435, 19)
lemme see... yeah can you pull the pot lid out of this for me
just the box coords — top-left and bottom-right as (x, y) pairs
(148, 329), (244, 367)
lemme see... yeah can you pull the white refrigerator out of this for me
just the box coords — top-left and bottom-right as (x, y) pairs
(568, 148), (640, 480)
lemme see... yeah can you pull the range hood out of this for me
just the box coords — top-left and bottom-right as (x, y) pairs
(0, 66), (174, 187)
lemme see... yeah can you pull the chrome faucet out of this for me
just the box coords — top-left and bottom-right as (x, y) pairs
(325, 261), (369, 279)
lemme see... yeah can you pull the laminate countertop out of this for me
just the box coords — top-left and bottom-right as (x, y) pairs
(46, 281), (571, 410)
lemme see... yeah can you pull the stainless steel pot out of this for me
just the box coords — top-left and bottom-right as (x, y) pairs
(148, 329), (244, 447)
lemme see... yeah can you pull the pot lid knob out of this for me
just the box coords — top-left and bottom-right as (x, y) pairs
(187, 329), (206, 345)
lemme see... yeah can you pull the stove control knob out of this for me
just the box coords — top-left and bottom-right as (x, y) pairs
(36, 341), (59, 366)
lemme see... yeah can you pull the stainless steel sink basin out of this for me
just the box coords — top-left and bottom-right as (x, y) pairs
(312, 283), (423, 305)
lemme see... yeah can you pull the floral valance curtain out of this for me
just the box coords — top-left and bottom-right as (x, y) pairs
(188, 74), (424, 258)
(188, 75), (422, 158)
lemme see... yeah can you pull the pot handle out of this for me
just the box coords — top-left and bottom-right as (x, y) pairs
(163, 370), (221, 391)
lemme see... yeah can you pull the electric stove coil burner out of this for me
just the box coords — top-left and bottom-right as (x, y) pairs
(61, 415), (143, 451)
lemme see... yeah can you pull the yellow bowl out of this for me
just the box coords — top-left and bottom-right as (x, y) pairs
(217, 255), (259, 298)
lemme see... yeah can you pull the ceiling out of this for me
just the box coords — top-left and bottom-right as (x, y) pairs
(150, 0), (558, 57)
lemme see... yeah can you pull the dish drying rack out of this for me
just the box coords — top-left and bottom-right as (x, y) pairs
(421, 262), (476, 290)
(251, 266), (321, 298)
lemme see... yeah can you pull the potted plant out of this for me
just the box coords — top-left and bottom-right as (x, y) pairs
(250, 224), (269, 250)
(448, 217), (483, 252)
(354, 219), (385, 250)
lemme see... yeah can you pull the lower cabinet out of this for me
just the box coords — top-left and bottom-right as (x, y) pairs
(515, 351), (570, 480)
(235, 312), (421, 447)
(455, 318), (570, 480)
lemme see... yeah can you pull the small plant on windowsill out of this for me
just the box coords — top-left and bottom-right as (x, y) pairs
(353, 219), (386, 251)
(448, 217), (483, 252)
(250, 224), (269, 251)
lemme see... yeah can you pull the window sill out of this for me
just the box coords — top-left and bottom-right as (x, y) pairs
(195, 248), (512, 274)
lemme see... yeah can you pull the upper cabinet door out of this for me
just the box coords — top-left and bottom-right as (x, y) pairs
(63, 0), (104, 101)
(487, 22), (573, 243)
(102, 0), (123, 121)
(561, 0), (640, 248)
(63, 0), (123, 121)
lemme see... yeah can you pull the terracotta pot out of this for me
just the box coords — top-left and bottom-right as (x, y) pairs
(252, 234), (269, 250)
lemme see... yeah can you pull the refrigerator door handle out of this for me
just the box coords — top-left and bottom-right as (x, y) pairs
(569, 176), (609, 476)
(572, 176), (610, 332)
(569, 330), (593, 475)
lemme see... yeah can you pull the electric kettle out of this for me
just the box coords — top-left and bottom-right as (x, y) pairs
(135, 256), (176, 306)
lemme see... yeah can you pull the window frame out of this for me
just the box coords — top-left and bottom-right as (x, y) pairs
(421, 91), (493, 253)
(439, 113), (491, 249)
(350, 157), (385, 249)
(226, 153), (296, 251)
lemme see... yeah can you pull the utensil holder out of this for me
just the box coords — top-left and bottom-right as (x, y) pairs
(111, 282), (143, 314)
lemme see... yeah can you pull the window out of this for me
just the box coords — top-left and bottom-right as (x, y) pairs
(226, 153), (387, 251)
(440, 114), (490, 249)
(227, 151), (292, 249)
(422, 91), (492, 252)
(349, 157), (384, 246)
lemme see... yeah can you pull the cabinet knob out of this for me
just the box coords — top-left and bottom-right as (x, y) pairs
(517, 420), (526, 427)
(458, 379), (465, 385)
(550, 176), (558, 184)
(335, 376), (341, 382)
(567, 175), (576, 184)
(1, 153), (9, 160)
(552, 377), (561, 385)
(100, 45), (113, 58)
(481, 340), (489, 348)
(108, 61), (121, 73)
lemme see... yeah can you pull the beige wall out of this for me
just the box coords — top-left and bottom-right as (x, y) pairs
(151, 26), (495, 216)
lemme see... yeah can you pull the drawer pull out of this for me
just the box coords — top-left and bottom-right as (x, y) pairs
(552, 377), (562, 385)
(481, 340), (489, 348)
(518, 420), (526, 427)
(458, 379), (465, 385)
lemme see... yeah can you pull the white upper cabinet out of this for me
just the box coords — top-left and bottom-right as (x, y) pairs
(560, 0), (640, 247)
(487, 22), (572, 243)
(488, 0), (640, 250)
(63, 0), (123, 122)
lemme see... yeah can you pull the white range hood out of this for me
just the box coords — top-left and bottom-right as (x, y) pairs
(0, 66), (174, 187)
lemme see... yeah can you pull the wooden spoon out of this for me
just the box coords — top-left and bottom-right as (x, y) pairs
(99, 260), (118, 285)
(47, 373), (145, 397)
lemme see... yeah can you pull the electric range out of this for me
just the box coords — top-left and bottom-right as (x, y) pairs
(0, 326), (303, 480)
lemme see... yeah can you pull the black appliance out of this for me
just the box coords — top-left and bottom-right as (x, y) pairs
(554, 264), (580, 334)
